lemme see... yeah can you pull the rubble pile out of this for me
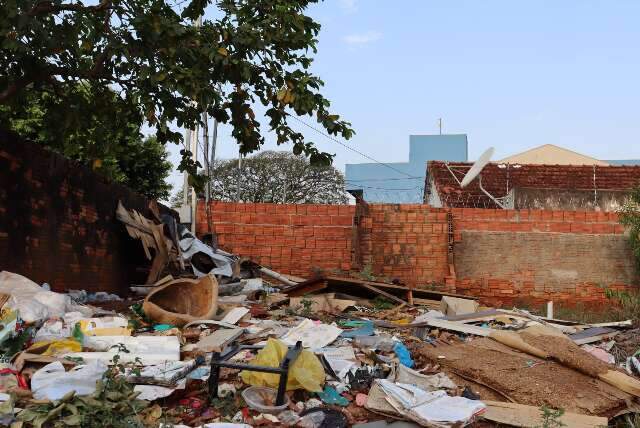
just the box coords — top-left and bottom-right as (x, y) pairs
(0, 203), (637, 427)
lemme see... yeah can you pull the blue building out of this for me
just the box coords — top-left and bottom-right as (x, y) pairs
(345, 134), (468, 203)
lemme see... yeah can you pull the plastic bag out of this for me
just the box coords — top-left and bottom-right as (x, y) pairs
(31, 360), (106, 400)
(393, 342), (414, 368)
(240, 338), (325, 392)
(27, 338), (82, 356)
(0, 271), (70, 323)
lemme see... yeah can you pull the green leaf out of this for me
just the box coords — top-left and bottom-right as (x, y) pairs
(62, 414), (82, 426)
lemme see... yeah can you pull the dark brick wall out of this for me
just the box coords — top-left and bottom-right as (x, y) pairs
(0, 130), (168, 294)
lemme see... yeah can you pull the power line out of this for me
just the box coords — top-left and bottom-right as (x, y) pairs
(286, 113), (417, 179)
(345, 176), (422, 182)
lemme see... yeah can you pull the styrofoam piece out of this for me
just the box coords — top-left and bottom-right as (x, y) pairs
(64, 335), (180, 365)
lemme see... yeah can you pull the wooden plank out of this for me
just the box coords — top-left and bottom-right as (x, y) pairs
(259, 267), (297, 287)
(324, 275), (478, 300)
(483, 400), (608, 428)
(445, 309), (501, 322)
(412, 298), (442, 308)
(422, 318), (490, 336)
(571, 327), (620, 345)
(588, 320), (633, 328)
(357, 282), (409, 306)
(195, 328), (244, 353)
(282, 278), (327, 297)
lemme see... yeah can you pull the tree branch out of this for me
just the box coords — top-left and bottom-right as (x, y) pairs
(27, 0), (112, 17)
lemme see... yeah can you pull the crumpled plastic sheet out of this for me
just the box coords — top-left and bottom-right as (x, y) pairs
(31, 360), (106, 400)
(178, 229), (236, 278)
(0, 271), (71, 323)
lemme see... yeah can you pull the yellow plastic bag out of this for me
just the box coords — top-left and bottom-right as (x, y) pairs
(27, 339), (82, 356)
(240, 338), (325, 392)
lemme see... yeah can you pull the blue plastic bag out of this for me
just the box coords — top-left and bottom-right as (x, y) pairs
(393, 342), (414, 368)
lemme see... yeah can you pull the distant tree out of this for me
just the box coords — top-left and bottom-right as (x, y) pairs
(1, 0), (354, 188)
(170, 187), (191, 208)
(0, 85), (172, 199)
(172, 151), (348, 205)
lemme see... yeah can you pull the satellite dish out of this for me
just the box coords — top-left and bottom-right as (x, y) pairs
(460, 147), (495, 188)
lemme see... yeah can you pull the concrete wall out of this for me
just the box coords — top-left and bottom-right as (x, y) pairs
(514, 188), (629, 211)
(345, 134), (468, 203)
(0, 130), (170, 294)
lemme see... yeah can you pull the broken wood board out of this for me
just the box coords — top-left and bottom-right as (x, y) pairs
(497, 309), (582, 326)
(116, 201), (175, 284)
(282, 277), (328, 297)
(371, 318), (490, 335)
(195, 328), (244, 352)
(284, 275), (478, 304)
(570, 327), (620, 345)
(289, 294), (356, 313)
(411, 298), (442, 309)
(483, 401), (608, 428)
(356, 282), (408, 306)
(588, 320), (633, 329)
(323, 275), (478, 301)
(259, 266), (297, 287)
(444, 309), (500, 322)
(440, 296), (479, 316)
(220, 307), (250, 325)
(282, 273), (306, 283)
(412, 337), (633, 416)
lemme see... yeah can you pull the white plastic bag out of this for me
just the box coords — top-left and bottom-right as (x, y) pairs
(0, 271), (70, 323)
(31, 360), (106, 400)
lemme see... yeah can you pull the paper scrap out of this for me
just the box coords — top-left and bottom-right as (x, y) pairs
(281, 319), (342, 349)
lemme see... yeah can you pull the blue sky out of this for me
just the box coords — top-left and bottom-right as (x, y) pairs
(166, 0), (640, 195)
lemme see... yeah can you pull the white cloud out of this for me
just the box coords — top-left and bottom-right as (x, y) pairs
(343, 31), (382, 46)
(339, 0), (357, 13)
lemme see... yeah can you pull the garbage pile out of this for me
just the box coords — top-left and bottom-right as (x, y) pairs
(0, 203), (637, 427)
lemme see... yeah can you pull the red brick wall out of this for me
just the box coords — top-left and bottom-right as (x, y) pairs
(196, 202), (356, 277)
(355, 204), (450, 288)
(197, 201), (639, 306)
(0, 130), (171, 294)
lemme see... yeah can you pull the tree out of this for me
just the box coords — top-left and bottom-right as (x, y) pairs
(1, 0), (354, 186)
(0, 84), (172, 199)
(172, 151), (348, 205)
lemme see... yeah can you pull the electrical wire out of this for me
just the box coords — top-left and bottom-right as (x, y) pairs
(286, 113), (418, 179)
(344, 176), (422, 182)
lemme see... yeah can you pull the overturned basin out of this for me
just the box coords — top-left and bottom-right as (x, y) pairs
(143, 275), (218, 326)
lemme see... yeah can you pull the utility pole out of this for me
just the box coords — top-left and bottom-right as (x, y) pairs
(236, 151), (242, 202)
(189, 125), (198, 234)
(182, 128), (192, 207)
(181, 15), (203, 233)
